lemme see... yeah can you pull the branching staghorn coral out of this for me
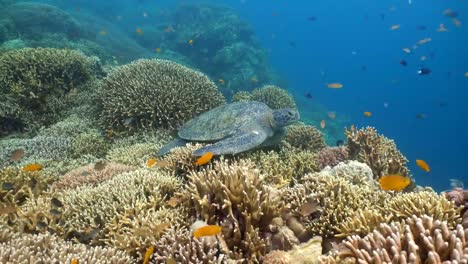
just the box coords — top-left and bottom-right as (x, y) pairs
(282, 124), (326, 152)
(345, 125), (409, 178)
(99, 59), (225, 132)
(0, 225), (134, 263)
(338, 215), (468, 263)
(14, 168), (183, 245)
(189, 159), (281, 261)
(153, 226), (229, 263)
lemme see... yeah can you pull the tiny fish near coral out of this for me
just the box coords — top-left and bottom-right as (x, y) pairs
(143, 245), (154, 264)
(416, 159), (430, 172)
(379, 174), (411, 191)
(22, 163), (42, 172)
(195, 152), (214, 165)
(193, 225), (222, 238)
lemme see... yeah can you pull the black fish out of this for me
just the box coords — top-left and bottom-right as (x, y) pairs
(438, 102), (448, 107)
(50, 209), (61, 216)
(416, 113), (426, 119)
(379, 13), (385, 20)
(307, 16), (317, 21)
(444, 10), (458, 18)
(2, 182), (14, 191)
(305, 93), (313, 99)
(361, 65), (367, 71)
(289, 41), (296, 47)
(417, 25), (427, 31)
(418, 68), (431, 75)
(400, 59), (407, 66)
(51, 198), (63, 208)
(336, 140), (344, 146)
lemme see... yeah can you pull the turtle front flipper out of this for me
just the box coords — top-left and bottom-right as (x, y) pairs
(193, 129), (268, 156)
(156, 138), (189, 156)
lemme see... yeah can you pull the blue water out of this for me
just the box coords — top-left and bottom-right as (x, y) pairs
(35, 0), (468, 191)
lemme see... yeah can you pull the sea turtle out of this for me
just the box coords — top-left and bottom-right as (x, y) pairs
(156, 101), (300, 156)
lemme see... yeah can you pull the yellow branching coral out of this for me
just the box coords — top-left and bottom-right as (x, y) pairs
(283, 162), (390, 237)
(339, 215), (468, 263)
(100, 59), (226, 132)
(335, 208), (394, 238)
(345, 126), (409, 178)
(383, 191), (462, 228)
(189, 159), (281, 261)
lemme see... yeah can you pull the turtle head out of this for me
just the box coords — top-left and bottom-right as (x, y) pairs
(272, 108), (300, 128)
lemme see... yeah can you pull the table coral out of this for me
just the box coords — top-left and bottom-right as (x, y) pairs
(339, 215), (468, 263)
(345, 126), (409, 179)
(99, 59), (225, 132)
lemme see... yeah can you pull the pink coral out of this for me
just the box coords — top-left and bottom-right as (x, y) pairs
(315, 146), (348, 170)
(444, 187), (468, 208)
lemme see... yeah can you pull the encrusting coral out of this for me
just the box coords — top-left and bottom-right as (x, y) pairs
(99, 59), (226, 132)
(0, 48), (95, 133)
(345, 125), (410, 179)
(338, 215), (468, 263)
(188, 159), (282, 261)
(232, 85), (296, 110)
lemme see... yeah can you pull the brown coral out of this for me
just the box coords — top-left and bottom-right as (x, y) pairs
(188, 159), (281, 261)
(339, 215), (468, 263)
(345, 126), (409, 178)
(283, 124), (326, 152)
(232, 85), (296, 110)
(100, 59), (225, 132)
(315, 146), (348, 170)
(52, 162), (136, 191)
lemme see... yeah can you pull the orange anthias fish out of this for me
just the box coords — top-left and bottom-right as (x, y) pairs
(327, 83), (343, 89)
(363, 111), (372, 117)
(390, 24), (401, 30)
(99, 31), (107, 36)
(193, 225), (222, 238)
(195, 152), (214, 166)
(320, 120), (326, 129)
(136, 28), (144, 35)
(147, 158), (157, 167)
(143, 245), (154, 264)
(188, 39), (194, 45)
(155, 47), (162, 53)
(416, 159), (430, 172)
(379, 175), (411, 191)
(71, 258), (79, 264)
(22, 163), (42, 172)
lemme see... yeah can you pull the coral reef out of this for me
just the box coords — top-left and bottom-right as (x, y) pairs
(315, 146), (349, 171)
(263, 237), (323, 264)
(345, 126), (410, 179)
(232, 85), (297, 110)
(99, 59), (225, 132)
(189, 159), (281, 261)
(282, 124), (326, 152)
(339, 215), (468, 263)
(0, 225), (134, 263)
(0, 48), (95, 133)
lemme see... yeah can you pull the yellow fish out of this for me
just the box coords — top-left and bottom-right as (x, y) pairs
(218, 79), (225, 85)
(193, 225), (222, 238)
(251, 76), (258, 83)
(71, 259), (79, 264)
(320, 120), (326, 129)
(390, 24), (400, 30)
(327, 83), (343, 89)
(155, 47), (162, 53)
(22, 163), (42, 172)
(143, 246), (154, 264)
(136, 28), (144, 35)
(188, 39), (193, 45)
(416, 159), (430, 172)
(402, 48), (411, 54)
(195, 152), (214, 166)
(147, 158), (157, 167)
(363, 111), (372, 117)
(327, 111), (336, 120)
(99, 31), (107, 36)
(379, 175), (411, 191)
